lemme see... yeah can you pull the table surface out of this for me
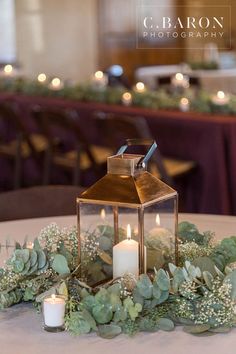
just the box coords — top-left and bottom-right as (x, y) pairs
(0, 213), (236, 354)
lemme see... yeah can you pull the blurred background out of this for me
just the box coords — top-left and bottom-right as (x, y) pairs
(0, 0), (236, 218)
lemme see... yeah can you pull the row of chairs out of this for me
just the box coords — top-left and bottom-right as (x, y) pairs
(0, 102), (195, 191)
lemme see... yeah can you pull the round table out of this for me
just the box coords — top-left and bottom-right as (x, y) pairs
(0, 213), (236, 354)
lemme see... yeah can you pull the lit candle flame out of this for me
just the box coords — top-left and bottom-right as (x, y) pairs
(135, 81), (145, 92)
(156, 214), (160, 226)
(127, 224), (131, 240)
(122, 92), (132, 101)
(100, 208), (106, 220)
(217, 91), (225, 99)
(175, 73), (184, 81)
(51, 77), (61, 87)
(94, 70), (104, 79)
(51, 294), (56, 300)
(37, 73), (47, 83)
(180, 97), (189, 106)
(4, 64), (13, 74)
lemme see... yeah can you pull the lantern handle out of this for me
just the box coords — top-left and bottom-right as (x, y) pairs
(117, 139), (157, 168)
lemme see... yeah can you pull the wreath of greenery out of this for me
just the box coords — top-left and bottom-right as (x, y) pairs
(1, 77), (236, 115)
(1, 221), (236, 339)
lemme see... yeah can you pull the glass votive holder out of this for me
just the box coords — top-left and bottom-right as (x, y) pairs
(43, 294), (66, 332)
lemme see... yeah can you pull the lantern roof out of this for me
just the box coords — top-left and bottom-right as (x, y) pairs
(78, 169), (177, 208)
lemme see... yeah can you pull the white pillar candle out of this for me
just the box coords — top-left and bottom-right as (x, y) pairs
(113, 224), (139, 278)
(43, 294), (66, 328)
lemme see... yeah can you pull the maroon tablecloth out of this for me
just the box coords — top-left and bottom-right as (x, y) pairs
(2, 93), (236, 215)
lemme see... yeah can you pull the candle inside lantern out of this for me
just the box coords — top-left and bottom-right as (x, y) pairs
(135, 81), (146, 93)
(49, 77), (64, 90)
(171, 73), (189, 89)
(100, 208), (106, 221)
(122, 92), (132, 106)
(37, 73), (47, 83)
(43, 294), (66, 330)
(113, 224), (139, 278)
(212, 90), (230, 106)
(179, 97), (190, 112)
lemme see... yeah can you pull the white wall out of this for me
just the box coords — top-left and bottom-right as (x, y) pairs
(0, 0), (16, 62)
(14, 0), (98, 82)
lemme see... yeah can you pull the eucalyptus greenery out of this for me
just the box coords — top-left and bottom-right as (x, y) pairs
(1, 77), (236, 115)
(1, 221), (236, 339)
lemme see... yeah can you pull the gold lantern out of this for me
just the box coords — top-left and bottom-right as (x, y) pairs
(77, 139), (178, 286)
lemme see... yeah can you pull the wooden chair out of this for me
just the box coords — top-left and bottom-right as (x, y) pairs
(31, 107), (111, 186)
(0, 102), (47, 189)
(0, 185), (84, 221)
(93, 112), (196, 186)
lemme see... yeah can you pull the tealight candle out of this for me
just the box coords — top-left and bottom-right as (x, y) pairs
(179, 97), (190, 112)
(212, 91), (230, 106)
(135, 81), (146, 93)
(122, 92), (132, 106)
(92, 70), (108, 89)
(49, 77), (64, 90)
(113, 224), (139, 278)
(43, 294), (66, 332)
(37, 73), (47, 83)
(171, 73), (189, 89)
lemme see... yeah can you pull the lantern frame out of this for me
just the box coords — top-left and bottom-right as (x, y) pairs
(77, 139), (178, 284)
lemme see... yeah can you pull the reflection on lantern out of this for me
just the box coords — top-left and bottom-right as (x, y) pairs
(77, 139), (178, 286)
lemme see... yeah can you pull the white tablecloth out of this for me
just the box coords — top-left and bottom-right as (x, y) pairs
(135, 65), (236, 93)
(0, 213), (236, 354)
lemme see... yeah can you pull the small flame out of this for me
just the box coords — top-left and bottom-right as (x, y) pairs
(135, 81), (145, 92)
(175, 72), (183, 81)
(217, 91), (225, 99)
(94, 70), (104, 79)
(100, 208), (106, 220)
(51, 294), (56, 300)
(180, 97), (189, 106)
(51, 77), (61, 87)
(37, 73), (47, 83)
(4, 64), (13, 74)
(156, 214), (160, 226)
(127, 224), (131, 240)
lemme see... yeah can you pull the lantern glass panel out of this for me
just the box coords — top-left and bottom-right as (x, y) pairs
(144, 197), (177, 273)
(78, 202), (115, 286)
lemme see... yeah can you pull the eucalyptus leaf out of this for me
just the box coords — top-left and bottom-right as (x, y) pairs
(183, 324), (210, 334)
(92, 303), (113, 324)
(155, 269), (170, 291)
(52, 254), (70, 275)
(136, 274), (153, 299)
(157, 318), (175, 331)
(97, 324), (122, 339)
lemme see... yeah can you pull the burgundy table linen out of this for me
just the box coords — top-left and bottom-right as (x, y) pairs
(1, 93), (236, 215)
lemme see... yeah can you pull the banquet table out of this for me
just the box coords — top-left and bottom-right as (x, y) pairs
(0, 213), (236, 354)
(1, 93), (236, 215)
(135, 65), (236, 93)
